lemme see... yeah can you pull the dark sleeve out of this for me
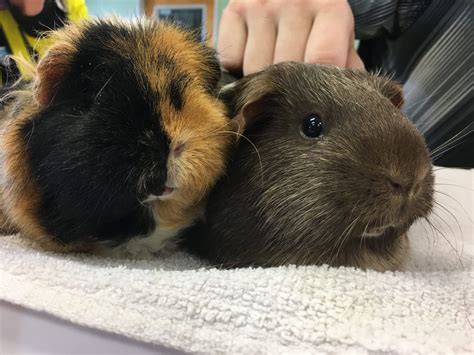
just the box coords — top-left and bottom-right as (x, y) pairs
(355, 0), (456, 78)
(7, 0), (67, 37)
(348, 0), (433, 40)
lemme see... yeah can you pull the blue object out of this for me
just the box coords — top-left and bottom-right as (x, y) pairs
(85, 0), (142, 18)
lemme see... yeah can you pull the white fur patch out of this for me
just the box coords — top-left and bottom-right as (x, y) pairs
(219, 81), (238, 95)
(119, 225), (182, 258)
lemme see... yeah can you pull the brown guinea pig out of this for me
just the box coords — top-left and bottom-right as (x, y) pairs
(0, 18), (233, 256)
(185, 62), (435, 271)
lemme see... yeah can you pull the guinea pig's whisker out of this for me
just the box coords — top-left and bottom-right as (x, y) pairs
(136, 196), (148, 207)
(418, 214), (436, 254)
(431, 129), (471, 153)
(421, 217), (436, 255)
(94, 75), (114, 101)
(332, 212), (362, 265)
(359, 220), (371, 250)
(432, 167), (451, 172)
(433, 194), (466, 225)
(429, 128), (471, 158)
(434, 209), (466, 266)
(220, 130), (264, 188)
(435, 183), (474, 192)
(432, 199), (465, 245)
(431, 139), (469, 161)
(430, 209), (461, 255)
(341, 217), (362, 261)
(423, 216), (464, 269)
(434, 189), (474, 223)
(123, 168), (135, 186)
(319, 214), (350, 260)
(424, 216), (444, 258)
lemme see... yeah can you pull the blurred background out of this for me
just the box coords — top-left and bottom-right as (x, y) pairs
(86, 0), (229, 45)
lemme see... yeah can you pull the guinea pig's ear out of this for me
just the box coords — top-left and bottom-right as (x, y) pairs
(34, 41), (75, 106)
(372, 76), (405, 109)
(381, 81), (405, 109)
(219, 72), (274, 135)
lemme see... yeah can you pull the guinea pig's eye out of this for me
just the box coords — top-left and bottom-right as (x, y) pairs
(301, 114), (323, 139)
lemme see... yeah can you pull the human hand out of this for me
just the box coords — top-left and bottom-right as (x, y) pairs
(217, 0), (364, 75)
(9, 0), (45, 16)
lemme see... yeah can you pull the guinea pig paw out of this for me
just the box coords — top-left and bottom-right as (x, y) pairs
(122, 238), (158, 259)
(153, 238), (179, 257)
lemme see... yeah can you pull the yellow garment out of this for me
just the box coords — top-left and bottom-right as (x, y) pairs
(0, 0), (88, 81)
(64, 0), (88, 22)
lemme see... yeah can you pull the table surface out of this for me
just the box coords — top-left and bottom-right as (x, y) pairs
(0, 301), (183, 355)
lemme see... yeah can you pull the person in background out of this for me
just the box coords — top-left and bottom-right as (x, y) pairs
(218, 0), (472, 167)
(0, 0), (88, 85)
(218, 0), (364, 75)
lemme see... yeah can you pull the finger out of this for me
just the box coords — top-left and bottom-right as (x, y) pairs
(243, 15), (277, 75)
(347, 45), (365, 70)
(304, 5), (353, 67)
(273, 8), (313, 64)
(217, 9), (248, 73)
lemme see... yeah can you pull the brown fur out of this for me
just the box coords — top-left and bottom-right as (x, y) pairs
(188, 63), (434, 271)
(0, 209), (17, 234)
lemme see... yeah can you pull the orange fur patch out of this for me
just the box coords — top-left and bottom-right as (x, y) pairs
(1, 101), (57, 248)
(110, 19), (234, 231)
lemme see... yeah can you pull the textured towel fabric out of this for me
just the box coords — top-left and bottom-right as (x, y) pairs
(0, 168), (473, 354)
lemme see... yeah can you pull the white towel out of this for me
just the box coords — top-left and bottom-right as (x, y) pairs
(0, 168), (472, 354)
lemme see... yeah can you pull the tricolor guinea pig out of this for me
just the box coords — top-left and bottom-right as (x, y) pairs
(185, 62), (435, 271)
(0, 18), (233, 256)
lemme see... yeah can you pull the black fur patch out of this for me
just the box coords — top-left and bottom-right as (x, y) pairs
(168, 74), (190, 111)
(21, 22), (172, 244)
(201, 47), (221, 95)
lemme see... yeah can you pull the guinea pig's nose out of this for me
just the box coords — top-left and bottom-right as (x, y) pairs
(387, 177), (422, 198)
(173, 142), (185, 157)
(388, 178), (406, 195)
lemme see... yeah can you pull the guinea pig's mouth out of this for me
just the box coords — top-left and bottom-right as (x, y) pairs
(362, 224), (396, 238)
(160, 186), (175, 197)
(143, 185), (177, 203)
